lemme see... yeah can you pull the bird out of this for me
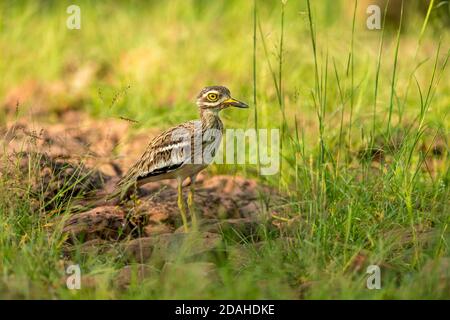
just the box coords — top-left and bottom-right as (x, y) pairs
(109, 86), (248, 232)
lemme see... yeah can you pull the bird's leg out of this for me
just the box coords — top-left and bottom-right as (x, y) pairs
(187, 174), (198, 230)
(177, 178), (189, 232)
(118, 182), (138, 205)
(130, 182), (141, 207)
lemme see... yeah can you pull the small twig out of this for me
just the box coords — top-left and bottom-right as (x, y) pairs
(118, 116), (139, 124)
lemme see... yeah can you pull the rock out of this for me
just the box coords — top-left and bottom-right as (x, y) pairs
(161, 262), (220, 286)
(176, 217), (262, 239)
(152, 232), (223, 263)
(79, 275), (101, 290)
(62, 206), (130, 242)
(122, 232), (222, 263)
(59, 274), (104, 291)
(62, 239), (111, 256)
(122, 237), (157, 263)
(144, 223), (173, 236)
(116, 264), (156, 289)
(212, 217), (261, 235)
(422, 258), (450, 283)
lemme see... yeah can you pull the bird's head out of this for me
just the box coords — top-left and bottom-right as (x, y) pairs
(196, 86), (248, 112)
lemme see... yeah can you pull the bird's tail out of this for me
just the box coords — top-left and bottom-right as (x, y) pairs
(73, 191), (128, 213)
(106, 180), (137, 202)
(69, 177), (138, 212)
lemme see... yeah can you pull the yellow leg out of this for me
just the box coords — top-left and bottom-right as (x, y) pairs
(177, 179), (189, 232)
(187, 176), (198, 230)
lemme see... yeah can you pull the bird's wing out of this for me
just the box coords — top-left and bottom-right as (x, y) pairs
(135, 140), (190, 182)
(117, 121), (199, 187)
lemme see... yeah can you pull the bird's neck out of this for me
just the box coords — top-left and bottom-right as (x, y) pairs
(200, 108), (223, 130)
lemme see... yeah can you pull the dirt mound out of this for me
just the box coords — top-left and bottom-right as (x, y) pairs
(61, 174), (274, 240)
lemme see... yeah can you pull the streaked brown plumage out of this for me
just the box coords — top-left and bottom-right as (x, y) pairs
(110, 86), (248, 231)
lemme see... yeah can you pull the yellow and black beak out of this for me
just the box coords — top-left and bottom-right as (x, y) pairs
(223, 97), (249, 108)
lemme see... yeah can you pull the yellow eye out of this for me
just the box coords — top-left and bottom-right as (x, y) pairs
(207, 93), (218, 101)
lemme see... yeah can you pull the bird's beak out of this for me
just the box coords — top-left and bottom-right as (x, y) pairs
(223, 97), (249, 108)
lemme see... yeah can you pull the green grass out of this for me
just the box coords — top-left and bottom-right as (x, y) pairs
(0, 0), (449, 299)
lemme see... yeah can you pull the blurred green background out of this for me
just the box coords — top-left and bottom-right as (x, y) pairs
(1, 0), (448, 128)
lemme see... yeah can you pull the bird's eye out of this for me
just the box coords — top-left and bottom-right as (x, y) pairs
(207, 93), (218, 101)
